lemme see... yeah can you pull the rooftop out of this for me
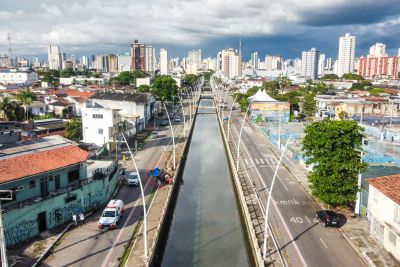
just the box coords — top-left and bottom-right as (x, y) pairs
(367, 174), (400, 205)
(91, 92), (152, 103)
(0, 145), (88, 184)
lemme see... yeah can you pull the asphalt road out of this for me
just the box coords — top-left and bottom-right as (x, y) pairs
(43, 103), (188, 267)
(226, 97), (366, 267)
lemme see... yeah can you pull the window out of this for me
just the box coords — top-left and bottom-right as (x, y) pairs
(92, 114), (103, 119)
(68, 169), (80, 183)
(98, 128), (103, 134)
(29, 180), (36, 188)
(48, 175), (53, 181)
(65, 194), (77, 203)
(389, 230), (397, 246)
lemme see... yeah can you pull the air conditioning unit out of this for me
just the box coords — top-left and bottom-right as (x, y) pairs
(16, 185), (24, 191)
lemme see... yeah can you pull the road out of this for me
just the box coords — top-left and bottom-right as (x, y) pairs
(44, 101), (190, 267)
(226, 96), (366, 267)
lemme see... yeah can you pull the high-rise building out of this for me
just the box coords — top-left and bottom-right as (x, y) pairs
(186, 49), (202, 74)
(218, 48), (240, 78)
(398, 48), (400, 57)
(47, 45), (61, 70)
(81, 56), (89, 68)
(325, 58), (333, 70)
(145, 46), (156, 72)
(301, 48), (319, 80)
(337, 33), (356, 77)
(318, 53), (326, 76)
(108, 54), (118, 73)
(369, 43), (387, 57)
(118, 54), (131, 72)
(264, 55), (282, 71)
(160, 48), (168, 75)
(250, 52), (259, 69)
(131, 40), (145, 71)
(359, 56), (399, 79)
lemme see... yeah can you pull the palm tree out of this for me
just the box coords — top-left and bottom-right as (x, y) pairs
(0, 97), (24, 121)
(16, 89), (36, 120)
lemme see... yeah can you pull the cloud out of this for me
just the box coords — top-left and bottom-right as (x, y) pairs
(0, 0), (399, 58)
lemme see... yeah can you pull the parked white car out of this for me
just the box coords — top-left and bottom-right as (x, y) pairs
(128, 171), (139, 186)
(98, 199), (124, 230)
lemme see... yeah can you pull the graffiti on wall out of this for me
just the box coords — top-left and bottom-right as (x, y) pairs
(84, 190), (106, 209)
(5, 219), (36, 246)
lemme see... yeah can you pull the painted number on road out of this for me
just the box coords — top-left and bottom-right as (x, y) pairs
(290, 217), (303, 224)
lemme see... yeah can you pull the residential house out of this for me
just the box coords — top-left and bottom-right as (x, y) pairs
(82, 101), (122, 148)
(0, 135), (119, 247)
(367, 175), (400, 261)
(90, 92), (156, 132)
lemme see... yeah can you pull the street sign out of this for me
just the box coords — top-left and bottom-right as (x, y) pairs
(0, 190), (13, 201)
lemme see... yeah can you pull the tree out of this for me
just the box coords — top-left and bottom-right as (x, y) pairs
(183, 74), (199, 87)
(369, 88), (386, 95)
(276, 75), (292, 88)
(321, 74), (339, 80)
(65, 117), (82, 142)
(262, 80), (280, 98)
(302, 120), (367, 207)
(137, 84), (151, 93)
(60, 68), (75, 78)
(16, 89), (36, 120)
(233, 86), (259, 112)
(151, 75), (178, 101)
(341, 73), (364, 81)
(0, 97), (24, 121)
(302, 92), (316, 119)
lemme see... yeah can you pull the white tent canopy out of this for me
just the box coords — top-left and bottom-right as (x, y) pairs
(248, 89), (277, 102)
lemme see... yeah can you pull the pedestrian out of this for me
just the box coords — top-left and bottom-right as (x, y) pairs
(72, 214), (77, 226)
(79, 212), (85, 224)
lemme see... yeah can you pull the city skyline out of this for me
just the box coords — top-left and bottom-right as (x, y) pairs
(1, 0), (400, 60)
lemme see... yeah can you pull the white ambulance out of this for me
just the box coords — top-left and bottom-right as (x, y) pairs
(98, 199), (124, 230)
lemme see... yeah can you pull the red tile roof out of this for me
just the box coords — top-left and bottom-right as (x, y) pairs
(367, 175), (400, 205)
(0, 146), (88, 184)
(66, 90), (95, 98)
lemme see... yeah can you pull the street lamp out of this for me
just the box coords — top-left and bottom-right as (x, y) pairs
(0, 190), (13, 267)
(236, 105), (250, 172)
(162, 102), (176, 170)
(226, 95), (238, 141)
(262, 134), (292, 259)
(178, 95), (186, 136)
(120, 133), (148, 259)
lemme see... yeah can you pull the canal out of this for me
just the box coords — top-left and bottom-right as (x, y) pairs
(160, 98), (251, 267)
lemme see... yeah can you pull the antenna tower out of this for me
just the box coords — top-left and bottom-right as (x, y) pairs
(7, 33), (13, 67)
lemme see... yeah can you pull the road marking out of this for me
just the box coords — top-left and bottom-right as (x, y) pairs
(244, 159), (249, 165)
(259, 158), (265, 164)
(250, 158), (254, 165)
(231, 123), (307, 267)
(255, 158), (260, 165)
(101, 124), (183, 267)
(320, 238), (328, 249)
(305, 216), (311, 224)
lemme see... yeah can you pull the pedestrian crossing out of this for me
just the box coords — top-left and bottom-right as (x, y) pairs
(243, 158), (278, 166)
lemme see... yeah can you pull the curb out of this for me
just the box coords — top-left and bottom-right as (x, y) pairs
(339, 228), (373, 267)
(31, 210), (93, 267)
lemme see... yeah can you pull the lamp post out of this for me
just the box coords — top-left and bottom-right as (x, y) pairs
(236, 105), (250, 172)
(178, 95), (186, 135)
(262, 134), (292, 259)
(120, 133), (147, 259)
(227, 95), (238, 141)
(162, 102), (176, 170)
(0, 190), (13, 267)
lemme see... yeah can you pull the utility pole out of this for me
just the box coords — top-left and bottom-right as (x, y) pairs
(0, 190), (13, 267)
(7, 33), (12, 68)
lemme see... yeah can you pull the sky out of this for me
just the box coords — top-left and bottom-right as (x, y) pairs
(1, 0), (400, 61)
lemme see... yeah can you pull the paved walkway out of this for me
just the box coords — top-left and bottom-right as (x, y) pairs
(250, 120), (399, 267)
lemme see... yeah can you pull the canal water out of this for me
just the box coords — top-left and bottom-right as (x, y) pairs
(160, 98), (250, 267)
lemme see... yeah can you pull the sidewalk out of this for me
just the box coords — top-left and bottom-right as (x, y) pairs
(250, 120), (399, 267)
